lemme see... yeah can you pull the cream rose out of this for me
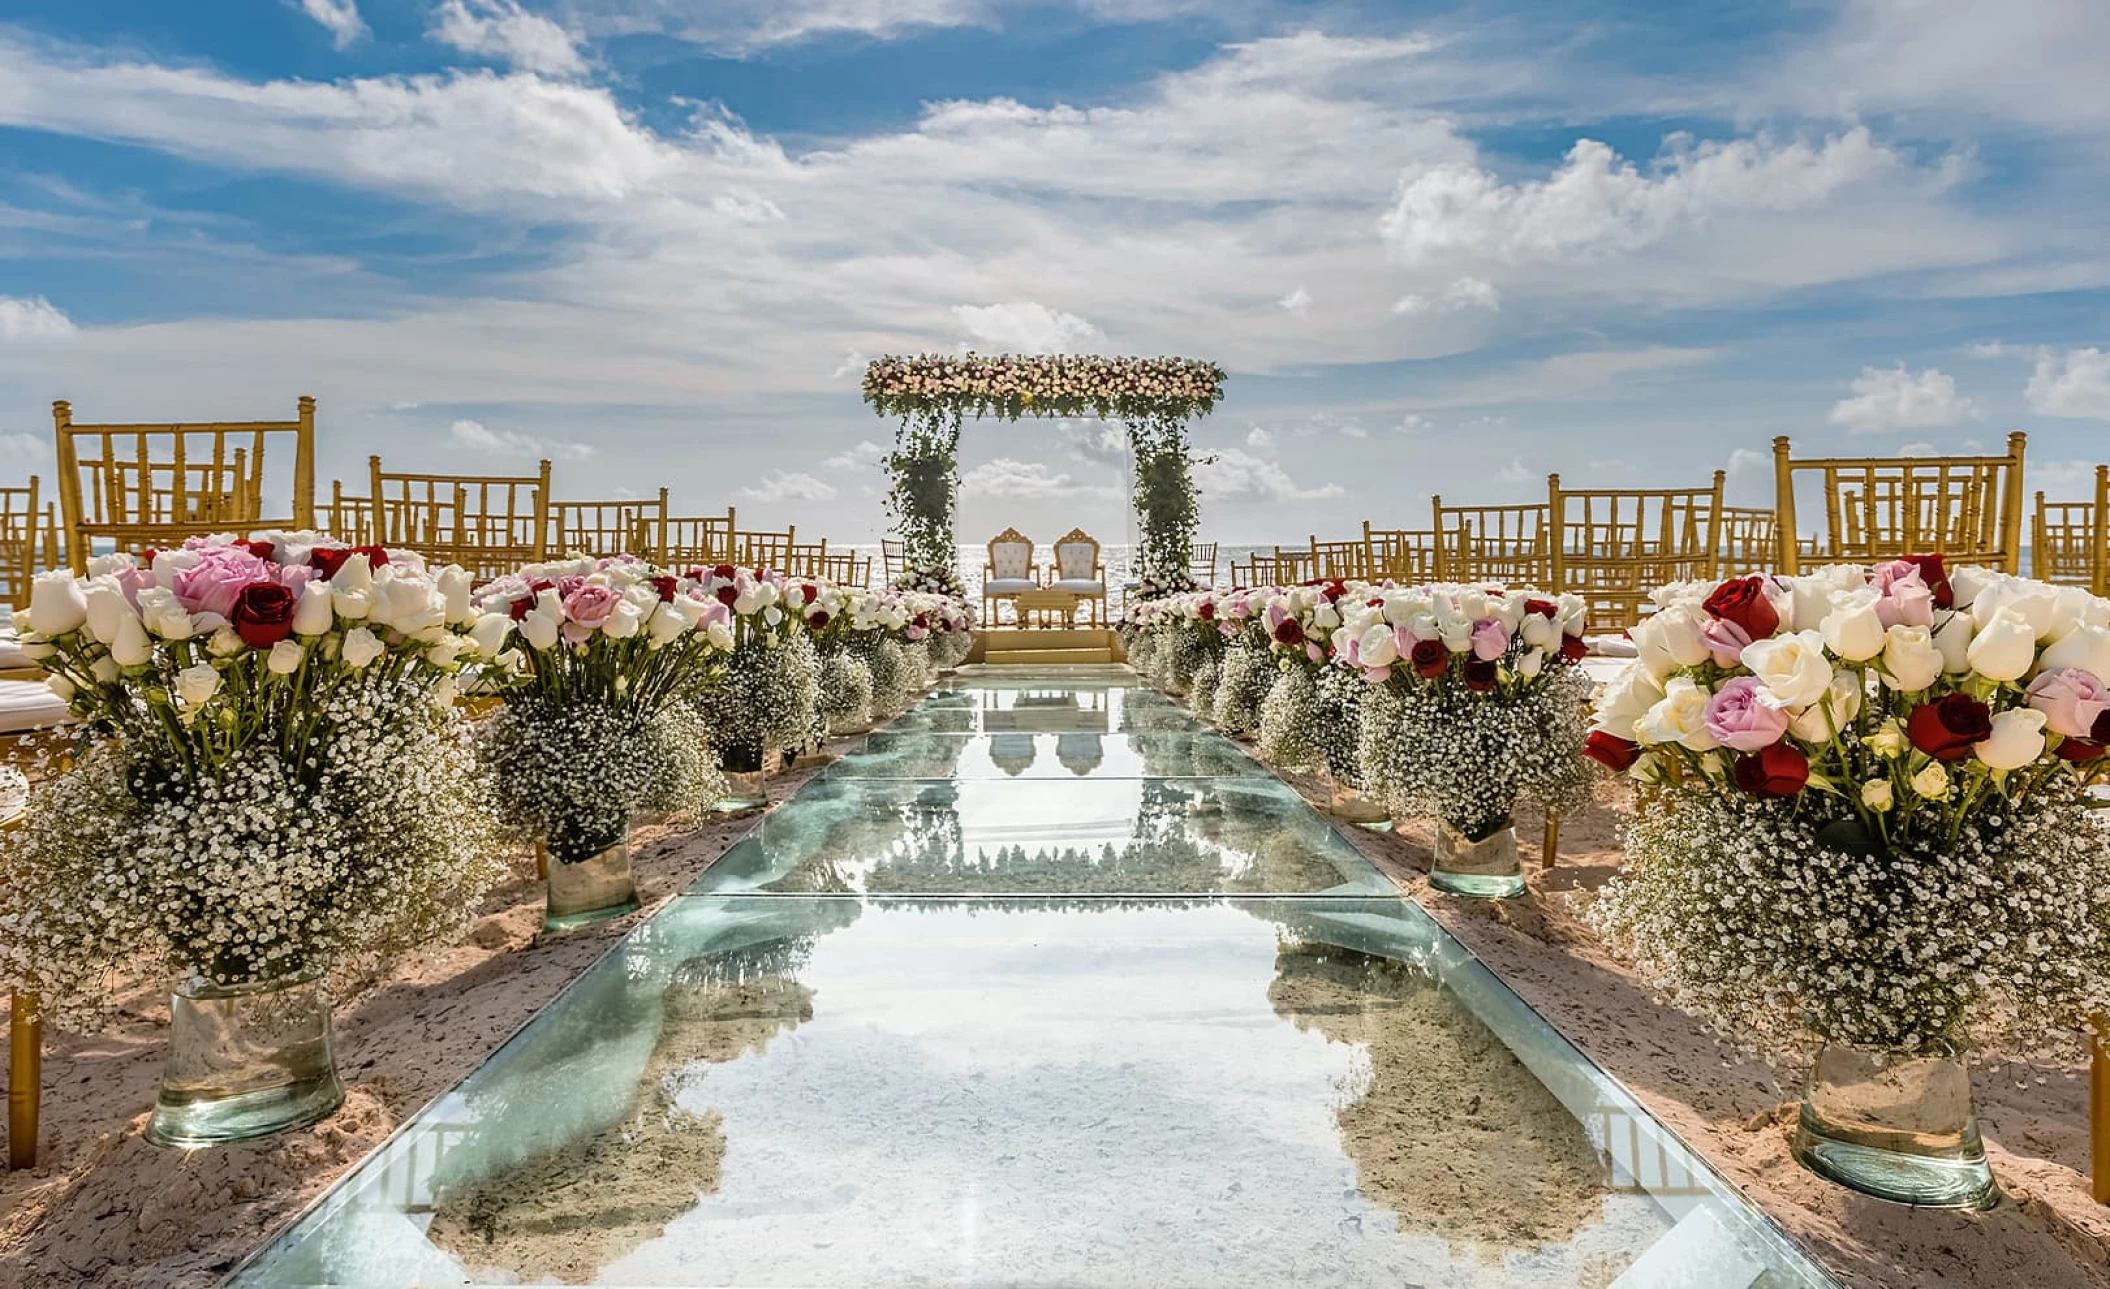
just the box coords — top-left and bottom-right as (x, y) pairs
(174, 662), (222, 707)
(26, 571), (88, 636)
(1974, 707), (2047, 771)
(1640, 676), (1719, 751)
(341, 627), (386, 669)
(1964, 609), (2037, 682)
(1740, 630), (1834, 709)
(1880, 624), (1944, 693)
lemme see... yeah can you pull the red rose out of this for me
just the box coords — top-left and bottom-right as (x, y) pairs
(142, 548), (159, 567)
(2093, 710), (2110, 743)
(243, 540), (277, 560)
(230, 581), (296, 648)
(1464, 658), (1498, 692)
(1907, 693), (1993, 761)
(801, 583), (818, 603)
(2056, 737), (2104, 763)
(1524, 598), (1558, 619)
(715, 585), (739, 606)
(711, 564), (736, 580)
(1905, 554), (1953, 609)
(808, 610), (832, 629)
(1584, 731), (1640, 772)
(1198, 602), (1216, 621)
(1701, 575), (1779, 640)
(1411, 638), (1448, 678)
(1273, 618), (1305, 646)
(309, 547), (354, 579)
(507, 595), (534, 622)
(1367, 597), (1385, 608)
(1559, 634), (1587, 664)
(1733, 744), (1809, 797)
(355, 544), (389, 568)
(650, 575), (678, 602)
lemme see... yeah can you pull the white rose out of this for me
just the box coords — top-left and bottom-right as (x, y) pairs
(1630, 604), (1710, 677)
(437, 566), (475, 624)
(469, 612), (514, 658)
(106, 613), (155, 667)
(1974, 707), (2047, 771)
(341, 627), (385, 669)
(1879, 625), (1943, 693)
(520, 610), (562, 651)
(136, 588), (196, 640)
(605, 601), (644, 640)
(1949, 565), (1993, 610)
(1519, 612), (1559, 651)
(1860, 780), (1894, 812)
(1975, 581), (2060, 639)
(1934, 612), (1974, 674)
(1640, 676), (1719, 751)
(763, 605), (784, 628)
(1517, 648), (1545, 679)
(1741, 630), (1834, 709)
(329, 552), (375, 595)
(1592, 666), (1666, 741)
(430, 676), (460, 710)
(427, 639), (463, 667)
(292, 580), (336, 635)
(705, 620), (735, 651)
(1785, 572), (1850, 635)
(2039, 623), (2110, 684)
(45, 673), (75, 701)
(1788, 672), (1863, 742)
(26, 571), (89, 636)
(174, 662), (222, 707)
(206, 626), (245, 658)
(90, 657), (119, 683)
(267, 638), (306, 675)
(332, 589), (372, 621)
(1964, 609), (2037, 682)
(82, 582), (136, 643)
(1819, 590), (1887, 663)
(370, 572), (443, 634)
(1910, 761), (1950, 799)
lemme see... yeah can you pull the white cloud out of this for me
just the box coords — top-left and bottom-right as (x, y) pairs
(1245, 426), (1273, 449)
(0, 432), (48, 460)
(1193, 448), (1343, 501)
(960, 457), (1111, 499)
(1395, 413), (1432, 435)
(738, 469), (837, 502)
(2025, 348), (2110, 420)
(1391, 276), (1499, 315)
(829, 349), (868, 380)
(1828, 364), (1978, 432)
(299, 0), (367, 48)
(1380, 128), (1938, 265)
(0, 295), (77, 342)
(587, 0), (992, 56)
(1278, 286), (1311, 314)
(1727, 447), (1769, 474)
(1897, 441), (1938, 457)
(823, 440), (889, 470)
(1058, 421), (1129, 468)
(952, 302), (1105, 355)
(1496, 455), (1532, 483)
(448, 417), (595, 460)
(1339, 421), (1368, 438)
(432, 0), (588, 77)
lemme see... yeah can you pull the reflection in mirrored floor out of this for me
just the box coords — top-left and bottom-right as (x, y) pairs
(828, 730), (1266, 780)
(234, 667), (1836, 1289)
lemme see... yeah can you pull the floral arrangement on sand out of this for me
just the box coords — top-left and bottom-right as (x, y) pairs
(863, 353), (1226, 422)
(1255, 581), (1354, 769)
(689, 565), (822, 772)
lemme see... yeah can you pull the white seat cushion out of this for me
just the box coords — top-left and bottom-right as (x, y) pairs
(1051, 578), (1105, 594)
(1586, 635), (1638, 658)
(0, 679), (72, 734)
(989, 542), (1033, 580)
(1053, 541), (1098, 581)
(0, 630), (34, 672)
(984, 578), (1038, 595)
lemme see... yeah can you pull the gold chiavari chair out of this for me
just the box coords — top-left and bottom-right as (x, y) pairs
(549, 488), (669, 560)
(1230, 551), (1278, 587)
(782, 537), (830, 578)
(816, 550), (861, 585)
(1189, 541), (1218, 587)
(368, 455), (550, 583)
(1308, 535), (1368, 581)
(1548, 472), (1725, 631)
(1432, 496), (1550, 586)
(661, 510), (738, 571)
(2032, 467), (2110, 593)
(0, 478), (43, 611)
(1271, 547), (1317, 585)
(1715, 507), (1780, 577)
(881, 538), (904, 585)
(319, 479), (378, 545)
(1772, 433), (2027, 574)
(1361, 522), (1439, 585)
(733, 526), (795, 572)
(51, 396), (317, 571)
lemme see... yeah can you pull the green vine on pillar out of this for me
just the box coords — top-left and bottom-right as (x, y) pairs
(1127, 416), (1200, 596)
(884, 407), (964, 596)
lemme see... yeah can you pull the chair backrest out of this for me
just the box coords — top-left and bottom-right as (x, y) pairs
(1772, 433), (2027, 573)
(1547, 473), (1724, 631)
(1189, 540), (1218, 586)
(1362, 522), (1439, 585)
(733, 526), (795, 572)
(2032, 467), (2110, 593)
(51, 396), (317, 570)
(817, 550), (860, 585)
(1232, 551), (1280, 587)
(1432, 497), (1550, 585)
(661, 509), (738, 570)
(1714, 506), (1779, 577)
(550, 488), (669, 560)
(987, 527), (1034, 581)
(319, 479), (378, 546)
(1052, 528), (1100, 582)
(881, 538), (904, 584)
(1272, 547), (1317, 585)
(1308, 535), (1367, 581)
(369, 454), (550, 582)
(783, 537), (829, 578)
(0, 477), (41, 609)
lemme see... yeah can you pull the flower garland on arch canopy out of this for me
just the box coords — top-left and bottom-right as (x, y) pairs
(862, 354), (1226, 422)
(1586, 559), (2110, 844)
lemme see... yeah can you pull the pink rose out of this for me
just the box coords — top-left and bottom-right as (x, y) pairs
(1871, 562), (1935, 629)
(1702, 676), (1791, 752)
(2026, 667), (2110, 739)
(1699, 616), (1753, 668)
(1470, 617), (1510, 661)
(173, 547), (272, 618)
(562, 583), (620, 629)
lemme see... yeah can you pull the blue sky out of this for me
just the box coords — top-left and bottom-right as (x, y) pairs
(1, 0), (2107, 544)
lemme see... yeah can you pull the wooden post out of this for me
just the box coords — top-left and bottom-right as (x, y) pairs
(2093, 1014), (2110, 1205)
(2003, 431), (2028, 574)
(1547, 474), (1567, 595)
(1702, 470), (1726, 580)
(1772, 436), (1799, 575)
(51, 401), (86, 574)
(1541, 811), (1559, 871)
(7, 990), (39, 1170)
(293, 396), (317, 530)
(2093, 465), (2110, 597)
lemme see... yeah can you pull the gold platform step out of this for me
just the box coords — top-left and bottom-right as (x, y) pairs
(983, 646), (1117, 666)
(971, 627), (1124, 666)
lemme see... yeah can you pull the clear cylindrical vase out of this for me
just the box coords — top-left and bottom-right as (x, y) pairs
(542, 834), (640, 932)
(146, 972), (345, 1148)
(713, 769), (769, 814)
(1430, 820), (1524, 898)
(1791, 1043), (1998, 1209)
(1324, 774), (1396, 833)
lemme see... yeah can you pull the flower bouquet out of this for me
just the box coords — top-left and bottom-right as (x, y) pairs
(1255, 581), (1351, 773)
(1337, 583), (1593, 895)
(1210, 590), (1279, 736)
(473, 556), (730, 928)
(689, 565), (821, 810)
(0, 534), (502, 1146)
(1587, 559), (2110, 1207)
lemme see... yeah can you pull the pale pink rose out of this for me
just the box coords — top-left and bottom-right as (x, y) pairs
(1871, 562), (1935, 629)
(172, 548), (270, 618)
(2025, 667), (2110, 738)
(1393, 624), (1416, 659)
(1702, 675), (1791, 751)
(562, 583), (621, 629)
(1470, 617), (1510, 661)
(1699, 616), (1753, 668)
(560, 621), (594, 646)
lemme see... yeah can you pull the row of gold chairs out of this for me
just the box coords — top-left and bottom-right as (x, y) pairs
(32, 400), (872, 590)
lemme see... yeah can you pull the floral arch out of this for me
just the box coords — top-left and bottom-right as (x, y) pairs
(862, 354), (1227, 598)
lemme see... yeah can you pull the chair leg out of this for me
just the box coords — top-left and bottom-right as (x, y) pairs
(8, 991), (39, 1170)
(1542, 811), (1560, 869)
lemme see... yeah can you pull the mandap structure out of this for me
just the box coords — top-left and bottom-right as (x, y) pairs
(862, 354), (1227, 599)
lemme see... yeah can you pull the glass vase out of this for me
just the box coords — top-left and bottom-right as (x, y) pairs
(1791, 1043), (1998, 1209)
(1323, 774), (1395, 833)
(146, 972), (344, 1148)
(1430, 819), (1524, 898)
(541, 834), (641, 932)
(713, 770), (769, 814)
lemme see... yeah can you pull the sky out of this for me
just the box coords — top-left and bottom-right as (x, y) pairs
(1, 0), (2108, 545)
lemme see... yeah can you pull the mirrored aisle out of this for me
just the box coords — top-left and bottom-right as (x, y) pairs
(235, 665), (1838, 1289)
